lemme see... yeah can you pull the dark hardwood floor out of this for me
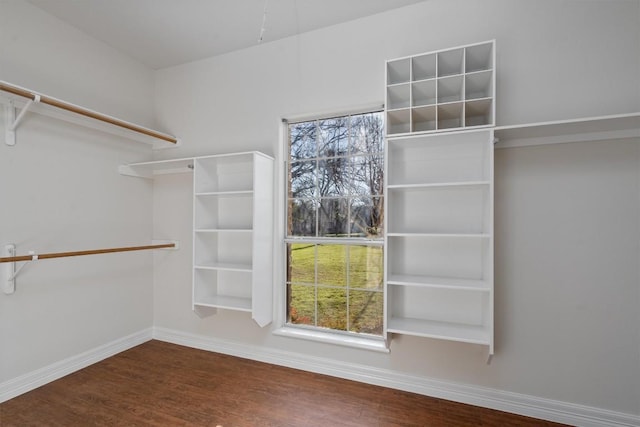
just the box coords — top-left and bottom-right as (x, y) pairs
(1, 340), (567, 426)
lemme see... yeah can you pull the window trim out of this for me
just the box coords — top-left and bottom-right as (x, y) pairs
(277, 106), (388, 351)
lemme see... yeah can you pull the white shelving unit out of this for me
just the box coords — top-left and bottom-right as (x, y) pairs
(192, 152), (274, 326)
(386, 40), (495, 136)
(384, 129), (494, 353)
(120, 151), (274, 327)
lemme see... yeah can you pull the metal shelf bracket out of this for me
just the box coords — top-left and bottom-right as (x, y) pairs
(5, 95), (40, 146)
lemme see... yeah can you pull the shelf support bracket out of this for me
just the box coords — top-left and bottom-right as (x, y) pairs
(3, 244), (17, 294)
(5, 95), (40, 146)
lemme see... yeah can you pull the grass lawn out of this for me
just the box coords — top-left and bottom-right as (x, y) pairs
(287, 243), (383, 334)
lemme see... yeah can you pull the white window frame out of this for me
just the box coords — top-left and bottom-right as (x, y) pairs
(273, 105), (389, 353)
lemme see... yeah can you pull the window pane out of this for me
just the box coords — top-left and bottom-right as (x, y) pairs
(316, 244), (347, 286)
(317, 287), (347, 331)
(289, 160), (316, 199)
(318, 117), (349, 158)
(352, 155), (384, 196)
(348, 245), (383, 290)
(287, 243), (315, 284)
(289, 198), (317, 236)
(349, 290), (383, 334)
(350, 197), (384, 238)
(289, 284), (315, 326)
(318, 198), (349, 237)
(350, 112), (384, 155)
(317, 157), (351, 197)
(290, 122), (317, 160)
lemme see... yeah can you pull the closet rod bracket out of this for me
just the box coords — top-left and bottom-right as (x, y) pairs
(5, 96), (40, 146)
(3, 244), (17, 294)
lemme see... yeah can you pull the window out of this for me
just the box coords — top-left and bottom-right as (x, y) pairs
(285, 111), (384, 337)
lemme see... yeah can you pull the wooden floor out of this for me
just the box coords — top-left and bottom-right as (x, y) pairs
(1, 340), (566, 426)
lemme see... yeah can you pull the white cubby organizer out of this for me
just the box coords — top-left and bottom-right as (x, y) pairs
(386, 40), (495, 136)
(384, 129), (494, 354)
(120, 151), (274, 327)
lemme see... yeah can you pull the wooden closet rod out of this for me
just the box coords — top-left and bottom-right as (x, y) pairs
(0, 243), (175, 264)
(0, 81), (178, 144)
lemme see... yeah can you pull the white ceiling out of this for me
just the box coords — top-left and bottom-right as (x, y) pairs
(27, 0), (426, 70)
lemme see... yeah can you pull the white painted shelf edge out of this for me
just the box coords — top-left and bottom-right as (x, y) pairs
(118, 151), (275, 178)
(387, 317), (491, 345)
(494, 112), (640, 148)
(194, 295), (252, 312)
(387, 274), (490, 291)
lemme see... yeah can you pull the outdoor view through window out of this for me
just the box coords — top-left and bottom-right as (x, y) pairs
(286, 111), (384, 336)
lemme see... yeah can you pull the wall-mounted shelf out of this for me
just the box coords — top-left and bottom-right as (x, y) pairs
(0, 80), (179, 149)
(384, 128), (494, 354)
(120, 151), (275, 327)
(386, 41), (495, 136)
(494, 112), (640, 148)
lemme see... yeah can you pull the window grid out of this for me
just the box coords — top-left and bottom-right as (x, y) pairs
(286, 111), (384, 336)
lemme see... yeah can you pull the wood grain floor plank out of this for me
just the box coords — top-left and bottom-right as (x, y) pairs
(0, 340), (569, 426)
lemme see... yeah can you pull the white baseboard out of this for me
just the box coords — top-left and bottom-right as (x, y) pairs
(0, 328), (152, 403)
(153, 327), (640, 427)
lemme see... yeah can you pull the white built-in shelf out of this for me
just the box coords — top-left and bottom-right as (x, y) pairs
(386, 41), (495, 136)
(387, 317), (491, 345)
(192, 152), (274, 326)
(384, 127), (494, 354)
(119, 157), (194, 177)
(194, 295), (253, 312)
(387, 181), (490, 190)
(120, 151), (274, 327)
(494, 112), (640, 148)
(387, 274), (489, 291)
(194, 263), (252, 272)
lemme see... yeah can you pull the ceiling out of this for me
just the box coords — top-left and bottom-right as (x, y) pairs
(27, 0), (426, 70)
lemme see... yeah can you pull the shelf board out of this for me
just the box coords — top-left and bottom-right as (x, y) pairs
(194, 263), (252, 272)
(194, 228), (252, 233)
(387, 181), (490, 190)
(118, 157), (194, 178)
(194, 295), (252, 312)
(195, 190), (253, 197)
(387, 317), (490, 345)
(387, 233), (490, 238)
(494, 112), (640, 148)
(387, 274), (490, 291)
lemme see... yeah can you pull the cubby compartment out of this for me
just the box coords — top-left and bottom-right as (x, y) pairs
(437, 48), (464, 77)
(387, 84), (411, 110)
(387, 130), (492, 185)
(387, 58), (411, 85)
(412, 53), (436, 81)
(412, 80), (436, 107)
(437, 75), (463, 103)
(465, 70), (493, 100)
(465, 99), (493, 127)
(411, 106), (437, 133)
(465, 42), (493, 73)
(193, 268), (253, 311)
(195, 154), (254, 193)
(437, 102), (463, 130)
(387, 109), (411, 135)
(194, 193), (253, 230)
(387, 185), (490, 235)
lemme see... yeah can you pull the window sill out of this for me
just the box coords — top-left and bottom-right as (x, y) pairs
(273, 326), (390, 353)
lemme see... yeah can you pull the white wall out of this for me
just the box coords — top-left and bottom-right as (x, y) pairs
(0, 0), (158, 384)
(153, 0), (640, 418)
